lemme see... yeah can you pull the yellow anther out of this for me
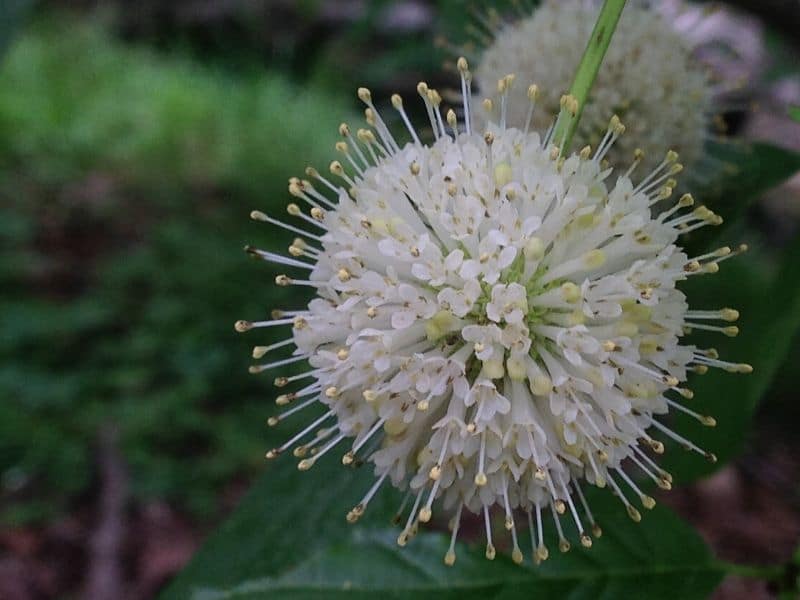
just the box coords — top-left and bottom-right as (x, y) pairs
(536, 545), (549, 562)
(701, 415), (717, 427)
(684, 260), (701, 272)
(329, 160), (344, 176)
(346, 503), (364, 523)
(357, 128), (376, 144)
(627, 505), (642, 522)
(357, 87), (372, 103)
(485, 543), (496, 560)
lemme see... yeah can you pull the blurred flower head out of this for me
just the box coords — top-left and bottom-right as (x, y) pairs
(237, 63), (750, 565)
(472, 0), (725, 175)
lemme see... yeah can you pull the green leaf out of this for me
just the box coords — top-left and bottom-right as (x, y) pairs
(662, 235), (800, 483)
(789, 106), (800, 123)
(163, 447), (723, 600)
(693, 142), (800, 237)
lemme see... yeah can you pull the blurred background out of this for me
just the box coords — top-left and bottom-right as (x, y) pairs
(0, 1), (799, 599)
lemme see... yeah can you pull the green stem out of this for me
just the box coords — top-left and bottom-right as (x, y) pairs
(552, 0), (627, 153)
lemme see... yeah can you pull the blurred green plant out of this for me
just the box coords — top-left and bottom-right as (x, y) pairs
(0, 19), (355, 522)
(0, 0), (33, 59)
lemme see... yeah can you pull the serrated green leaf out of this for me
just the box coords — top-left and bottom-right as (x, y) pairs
(163, 446), (723, 600)
(662, 235), (800, 483)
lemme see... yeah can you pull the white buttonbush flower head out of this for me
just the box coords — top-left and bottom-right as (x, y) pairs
(472, 0), (717, 174)
(237, 63), (751, 566)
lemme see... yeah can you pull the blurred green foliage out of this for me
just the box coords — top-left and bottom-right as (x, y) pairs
(0, 20), (355, 522)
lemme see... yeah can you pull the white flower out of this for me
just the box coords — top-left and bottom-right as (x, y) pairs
(472, 0), (718, 174)
(237, 67), (751, 567)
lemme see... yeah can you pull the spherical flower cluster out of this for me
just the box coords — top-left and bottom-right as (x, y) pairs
(472, 0), (715, 174)
(236, 63), (750, 566)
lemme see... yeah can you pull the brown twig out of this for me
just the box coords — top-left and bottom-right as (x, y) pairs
(84, 424), (128, 600)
